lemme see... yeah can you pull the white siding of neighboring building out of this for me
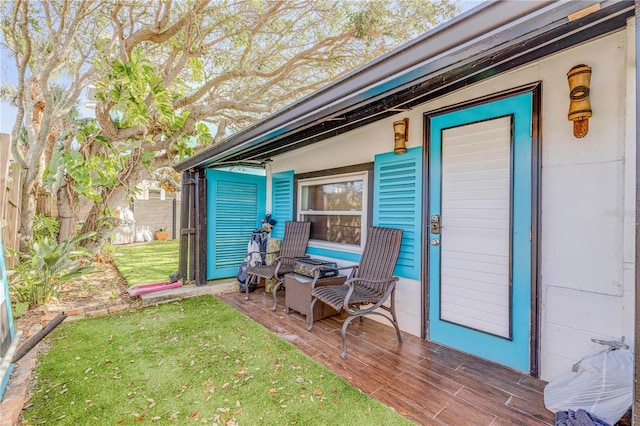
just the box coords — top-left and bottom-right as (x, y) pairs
(270, 23), (635, 380)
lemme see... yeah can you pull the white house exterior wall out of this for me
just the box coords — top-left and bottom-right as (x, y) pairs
(270, 24), (635, 380)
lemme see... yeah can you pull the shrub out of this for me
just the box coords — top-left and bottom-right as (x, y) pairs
(32, 213), (60, 241)
(8, 233), (95, 307)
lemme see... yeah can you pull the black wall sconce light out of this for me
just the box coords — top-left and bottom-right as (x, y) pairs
(567, 64), (592, 138)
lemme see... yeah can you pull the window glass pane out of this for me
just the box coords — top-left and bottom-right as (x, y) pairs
(301, 214), (361, 245)
(301, 180), (363, 211)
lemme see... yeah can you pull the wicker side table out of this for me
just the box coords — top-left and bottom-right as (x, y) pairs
(284, 273), (346, 321)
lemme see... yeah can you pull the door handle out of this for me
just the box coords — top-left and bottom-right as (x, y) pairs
(431, 239), (440, 246)
(431, 215), (441, 234)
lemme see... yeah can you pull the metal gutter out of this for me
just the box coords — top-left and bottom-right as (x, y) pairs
(175, 0), (628, 171)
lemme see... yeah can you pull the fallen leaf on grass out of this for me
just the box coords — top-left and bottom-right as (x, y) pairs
(313, 388), (323, 395)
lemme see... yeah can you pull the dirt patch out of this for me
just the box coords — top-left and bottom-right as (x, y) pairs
(14, 260), (140, 339)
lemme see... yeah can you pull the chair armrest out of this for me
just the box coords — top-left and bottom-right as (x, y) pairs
(272, 255), (310, 276)
(343, 276), (398, 304)
(247, 249), (281, 256)
(345, 276), (399, 286)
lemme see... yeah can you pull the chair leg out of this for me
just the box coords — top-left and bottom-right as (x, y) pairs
(244, 275), (258, 301)
(390, 315), (402, 345)
(245, 276), (251, 301)
(390, 294), (403, 344)
(307, 297), (318, 331)
(271, 280), (283, 312)
(340, 315), (358, 359)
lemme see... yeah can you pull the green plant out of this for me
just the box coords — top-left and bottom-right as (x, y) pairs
(8, 233), (95, 307)
(32, 213), (59, 241)
(11, 301), (29, 318)
(156, 227), (167, 232)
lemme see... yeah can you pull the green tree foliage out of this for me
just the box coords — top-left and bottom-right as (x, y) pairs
(1, 0), (459, 252)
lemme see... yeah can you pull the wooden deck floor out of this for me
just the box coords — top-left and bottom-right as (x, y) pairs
(217, 288), (555, 426)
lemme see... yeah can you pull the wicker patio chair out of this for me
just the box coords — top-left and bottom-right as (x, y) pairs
(307, 226), (403, 358)
(245, 221), (311, 311)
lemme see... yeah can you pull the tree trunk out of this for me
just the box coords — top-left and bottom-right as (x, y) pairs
(79, 156), (152, 254)
(80, 201), (120, 254)
(56, 178), (79, 242)
(18, 168), (38, 251)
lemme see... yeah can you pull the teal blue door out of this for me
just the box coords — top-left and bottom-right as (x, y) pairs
(428, 93), (533, 372)
(206, 170), (266, 280)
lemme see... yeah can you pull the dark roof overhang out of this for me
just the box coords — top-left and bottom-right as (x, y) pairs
(175, 0), (635, 172)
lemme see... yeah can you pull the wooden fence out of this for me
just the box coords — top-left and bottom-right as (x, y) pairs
(1, 134), (21, 268)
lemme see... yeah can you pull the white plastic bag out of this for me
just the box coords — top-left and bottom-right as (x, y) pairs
(135, 226), (145, 242)
(544, 338), (633, 425)
(143, 226), (153, 242)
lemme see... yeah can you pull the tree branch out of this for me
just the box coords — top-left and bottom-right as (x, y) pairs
(122, 0), (210, 56)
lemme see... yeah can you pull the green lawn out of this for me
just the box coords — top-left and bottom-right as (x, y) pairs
(112, 240), (179, 286)
(23, 297), (412, 425)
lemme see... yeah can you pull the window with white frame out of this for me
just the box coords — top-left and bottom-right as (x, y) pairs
(297, 171), (369, 249)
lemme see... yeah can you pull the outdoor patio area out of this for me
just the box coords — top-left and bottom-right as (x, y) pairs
(217, 288), (555, 426)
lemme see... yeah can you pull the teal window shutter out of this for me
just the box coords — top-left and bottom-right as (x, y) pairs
(373, 147), (423, 279)
(271, 170), (294, 240)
